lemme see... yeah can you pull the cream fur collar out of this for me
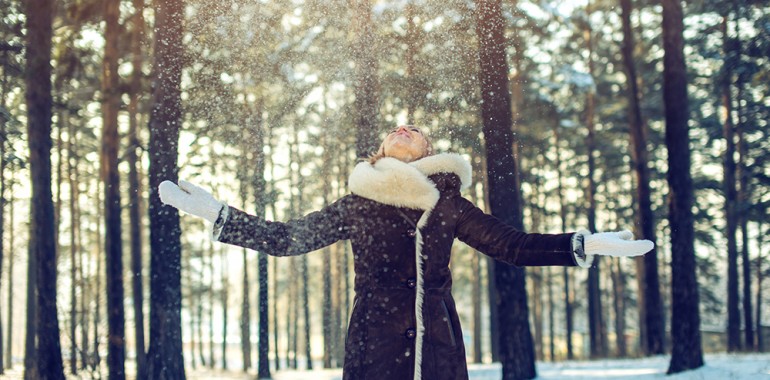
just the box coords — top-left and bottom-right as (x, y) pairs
(348, 153), (472, 211)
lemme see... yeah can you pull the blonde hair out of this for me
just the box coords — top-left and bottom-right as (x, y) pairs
(368, 128), (434, 164)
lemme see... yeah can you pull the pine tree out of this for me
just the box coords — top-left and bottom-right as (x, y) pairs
(145, 0), (186, 376)
(663, 0), (705, 373)
(23, 0), (66, 376)
(475, 0), (536, 377)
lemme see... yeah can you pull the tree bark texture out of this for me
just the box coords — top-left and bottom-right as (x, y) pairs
(102, 0), (127, 377)
(24, 0), (66, 376)
(582, 7), (607, 357)
(475, 0), (536, 377)
(756, 216), (764, 352)
(240, 250), (251, 371)
(237, 134), (252, 372)
(93, 181), (103, 371)
(66, 111), (78, 375)
(662, 0), (704, 373)
(128, 0), (147, 374)
(24, 0), (64, 379)
(720, 15), (741, 353)
(553, 124), (574, 360)
(734, 18), (753, 348)
(5, 184), (14, 369)
(0, 44), (7, 377)
(619, 0), (665, 356)
(146, 0), (186, 376)
(611, 258), (628, 357)
(222, 257), (229, 370)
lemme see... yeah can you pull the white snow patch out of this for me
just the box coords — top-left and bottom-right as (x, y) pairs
(257, 352), (770, 380)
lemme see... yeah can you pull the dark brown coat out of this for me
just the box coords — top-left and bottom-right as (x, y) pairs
(215, 154), (580, 380)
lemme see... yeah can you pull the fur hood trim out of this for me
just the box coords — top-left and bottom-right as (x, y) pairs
(348, 153), (472, 212)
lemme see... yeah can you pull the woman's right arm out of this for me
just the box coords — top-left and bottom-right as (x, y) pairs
(215, 197), (351, 256)
(159, 179), (350, 257)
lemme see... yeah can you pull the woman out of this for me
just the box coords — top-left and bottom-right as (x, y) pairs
(159, 125), (652, 380)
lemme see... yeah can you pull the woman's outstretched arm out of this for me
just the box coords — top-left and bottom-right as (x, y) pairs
(159, 180), (350, 256)
(215, 200), (350, 256)
(453, 197), (652, 267)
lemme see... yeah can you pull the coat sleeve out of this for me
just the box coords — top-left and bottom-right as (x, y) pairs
(453, 197), (580, 267)
(214, 196), (351, 257)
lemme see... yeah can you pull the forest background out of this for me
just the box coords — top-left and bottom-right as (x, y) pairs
(0, 0), (768, 379)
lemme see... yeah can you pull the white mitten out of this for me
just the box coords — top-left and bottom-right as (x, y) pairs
(158, 180), (224, 224)
(585, 230), (654, 257)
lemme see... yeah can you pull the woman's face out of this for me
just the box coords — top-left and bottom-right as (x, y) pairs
(381, 125), (429, 163)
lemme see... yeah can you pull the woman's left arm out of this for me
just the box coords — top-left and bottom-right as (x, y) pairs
(453, 197), (583, 267)
(453, 197), (653, 267)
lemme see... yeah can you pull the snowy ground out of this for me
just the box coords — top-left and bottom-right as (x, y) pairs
(185, 352), (770, 380)
(1, 352), (767, 379)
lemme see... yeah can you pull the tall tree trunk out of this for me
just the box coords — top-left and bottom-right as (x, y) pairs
(66, 110), (78, 375)
(720, 15), (741, 353)
(611, 257), (628, 357)
(5, 181), (14, 369)
(757, 216), (764, 352)
(0, 47), (7, 377)
(128, 0), (147, 375)
(197, 271), (206, 368)
(146, 0), (186, 376)
(208, 241), (216, 369)
(23, 70), (37, 379)
(75, 166), (89, 370)
(475, 0), (535, 377)
(24, 0), (65, 375)
(257, 246), (269, 375)
(66, 140), (87, 370)
(240, 249), (252, 371)
(546, 268), (555, 361)
(290, 260), (298, 369)
(237, 136), (252, 372)
(734, 13), (753, 349)
(188, 258), (196, 370)
(529, 177), (543, 362)
(102, 0), (127, 377)
(222, 253), (229, 370)
(529, 176), (544, 361)
(352, 0), (380, 158)
(553, 122), (573, 360)
(582, 3), (606, 358)
(287, 138), (298, 370)
(270, 202), (280, 371)
(272, 252), (280, 370)
(531, 268), (543, 361)
(301, 255), (311, 370)
(322, 133), (333, 369)
(619, 0), (664, 356)
(268, 138), (281, 371)
(249, 109), (270, 378)
(663, 0), (704, 372)
(296, 137), (312, 372)
(93, 180), (103, 371)
(738, 116), (754, 351)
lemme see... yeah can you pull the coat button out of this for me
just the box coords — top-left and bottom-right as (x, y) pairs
(407, 228), (416, 237)
(406, 278), (417, 289)
(405, 328), (416, 339)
